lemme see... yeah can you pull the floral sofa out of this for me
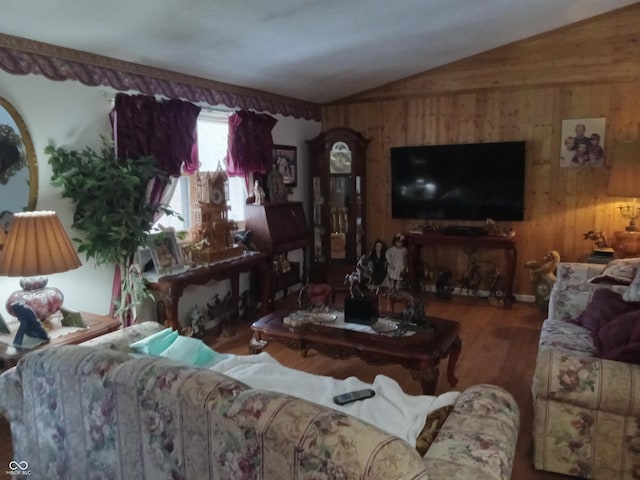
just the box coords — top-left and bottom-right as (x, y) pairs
(0, 323), (520, 480)
(532, 261), (640, 479)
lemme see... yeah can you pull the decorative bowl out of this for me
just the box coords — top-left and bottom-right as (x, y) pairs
(371, 319), (399, 333)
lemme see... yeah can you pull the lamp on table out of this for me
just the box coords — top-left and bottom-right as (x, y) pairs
(0, 211), (82, 322)
(607, 140), (640, 256)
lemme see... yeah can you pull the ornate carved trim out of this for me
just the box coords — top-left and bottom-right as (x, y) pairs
(0, 33), (320, 121)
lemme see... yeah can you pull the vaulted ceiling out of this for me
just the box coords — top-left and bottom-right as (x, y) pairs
(0, 0), (636, 104)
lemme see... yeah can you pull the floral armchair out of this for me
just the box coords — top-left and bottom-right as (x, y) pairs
(532, 261), (640, 479)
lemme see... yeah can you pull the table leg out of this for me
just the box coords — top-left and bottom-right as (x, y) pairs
(412, 365), (439, 395)
(446, 336), (462, 388)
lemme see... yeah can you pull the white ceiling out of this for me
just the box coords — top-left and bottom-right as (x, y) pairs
(0, 0), (637, 104)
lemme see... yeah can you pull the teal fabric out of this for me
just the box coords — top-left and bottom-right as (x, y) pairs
(130, 328), (178, 356)
(158, 335), (220, 366)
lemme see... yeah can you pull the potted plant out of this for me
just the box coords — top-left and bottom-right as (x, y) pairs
(46, 137), (178, 323)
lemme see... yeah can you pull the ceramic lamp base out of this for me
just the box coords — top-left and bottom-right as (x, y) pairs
(6, 277), (64, 321)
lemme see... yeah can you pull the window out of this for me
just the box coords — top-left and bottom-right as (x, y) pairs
(155, 110), (247, 232)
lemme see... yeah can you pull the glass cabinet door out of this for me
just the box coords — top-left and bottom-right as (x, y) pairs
(312, 176), (325, 263)
(329, 176), (349, 260)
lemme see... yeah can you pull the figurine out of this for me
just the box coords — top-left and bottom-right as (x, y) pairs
(11, 302), (49, 347)
(385, 233), (407, 291)
(189, 304), (206, 338)
(583, 230), (608, 249)
(525, 250), (561, 307)
(60, 307), (86, 328)
(253, 180), (266, 205)
(435, 270), (454, 299)
(368, 239), (388, 289)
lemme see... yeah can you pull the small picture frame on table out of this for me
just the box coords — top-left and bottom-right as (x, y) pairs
(148, 232), (185, 274)
(272, 145), (297, 187)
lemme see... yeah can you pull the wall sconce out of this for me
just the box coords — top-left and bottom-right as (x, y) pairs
(607, 140), (640, 231)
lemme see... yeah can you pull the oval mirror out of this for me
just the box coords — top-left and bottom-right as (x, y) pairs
(0, 97), (38, 230)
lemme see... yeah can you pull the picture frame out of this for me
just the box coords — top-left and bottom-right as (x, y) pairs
(272, 144), (297, 187)
(559, 117), (606, 168)
(148, 232), (184, 273)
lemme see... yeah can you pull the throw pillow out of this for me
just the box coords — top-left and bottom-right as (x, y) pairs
(598, 309), (640, 360)
(158, 335), (216, 366)
(130, 328), (179, 356)
(415, 405), (454, 456)
(602, 341), (640, 365)
(588, 258), (640, 285)
(624, 265), (640, 302)
(570, 288), (640, 336)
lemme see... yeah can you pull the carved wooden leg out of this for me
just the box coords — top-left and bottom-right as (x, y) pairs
(412, 365), (439, 395)
(446, 336), (462, 388)
(249, 334), (267, 354)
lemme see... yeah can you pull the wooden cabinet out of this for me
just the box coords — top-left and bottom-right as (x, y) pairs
(306, 128), (370, 283)
(244, 201), (309, 303)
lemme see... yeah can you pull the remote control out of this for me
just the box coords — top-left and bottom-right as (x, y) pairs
(333, 388), (376, 405)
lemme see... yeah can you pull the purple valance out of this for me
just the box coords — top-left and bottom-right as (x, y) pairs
(110, 93), (201, 176)
(224, 110), (278, 177)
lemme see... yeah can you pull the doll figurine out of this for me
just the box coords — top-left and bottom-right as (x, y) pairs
(385, 233), (407, 291)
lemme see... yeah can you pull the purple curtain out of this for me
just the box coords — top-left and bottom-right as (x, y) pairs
(108, 93), (200, 326)
(110, 93), (201, 203)
(224, 110), (277, 190)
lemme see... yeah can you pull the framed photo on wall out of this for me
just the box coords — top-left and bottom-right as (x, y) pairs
(272, 145), (297, 187)
(560, 117), (606, 168)
(148, 232), (184, 273)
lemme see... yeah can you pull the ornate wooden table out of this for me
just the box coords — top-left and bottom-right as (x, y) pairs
(146, 252), (270, 330)
(406, 231), (518, 308)
(250, 311), (461, 395)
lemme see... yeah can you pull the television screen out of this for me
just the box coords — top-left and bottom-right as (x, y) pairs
(390, 141), (526, 221)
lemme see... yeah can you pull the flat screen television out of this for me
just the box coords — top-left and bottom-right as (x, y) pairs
(390, 141), (526, 221)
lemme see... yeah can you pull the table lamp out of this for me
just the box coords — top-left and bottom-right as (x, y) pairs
(607, 140), (640, 231)
(0, 211), (82, 321)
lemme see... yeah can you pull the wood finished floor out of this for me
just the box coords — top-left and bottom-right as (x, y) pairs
(0, 295), (574, 479)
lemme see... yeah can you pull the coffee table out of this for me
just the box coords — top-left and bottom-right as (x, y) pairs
(250, 311), (461, 395)
(0, 312), (121, 370)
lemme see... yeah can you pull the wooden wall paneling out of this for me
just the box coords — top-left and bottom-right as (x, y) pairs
(320, 5), (640, 297)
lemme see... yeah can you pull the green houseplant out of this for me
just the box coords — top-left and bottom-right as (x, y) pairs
(46, 137), (177, 323)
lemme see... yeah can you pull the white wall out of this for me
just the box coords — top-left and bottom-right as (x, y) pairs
(0, 70), (320, 324)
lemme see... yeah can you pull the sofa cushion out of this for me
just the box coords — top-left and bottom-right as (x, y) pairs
(588, 258), (640, 285)
(598, 309), (640, 363)
(569, 288), (639, 336)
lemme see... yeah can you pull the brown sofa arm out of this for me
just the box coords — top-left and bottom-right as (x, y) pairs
(533, 349), (640, 416)
(423, 384), (520, 480)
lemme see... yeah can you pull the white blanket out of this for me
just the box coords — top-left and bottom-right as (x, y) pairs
(209, 352), (459, 446)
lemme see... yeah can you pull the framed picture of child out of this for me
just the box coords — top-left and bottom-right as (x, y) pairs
(272, 145), (297, 187)
(560, 117), (606, 168)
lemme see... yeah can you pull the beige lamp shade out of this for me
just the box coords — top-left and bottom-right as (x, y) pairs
(607, 141), (640, 197)
(0, 211), (81, 277)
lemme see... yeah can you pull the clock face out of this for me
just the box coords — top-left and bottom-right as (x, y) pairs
(329, 141), (352, 174)
(212, 188), (224, 205)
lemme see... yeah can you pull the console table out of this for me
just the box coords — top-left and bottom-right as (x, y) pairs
(407, 231), (518, 309)
(145, 252), (270, 331)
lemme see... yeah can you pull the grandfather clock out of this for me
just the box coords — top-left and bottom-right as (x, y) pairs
(306, 127), (370, 283)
